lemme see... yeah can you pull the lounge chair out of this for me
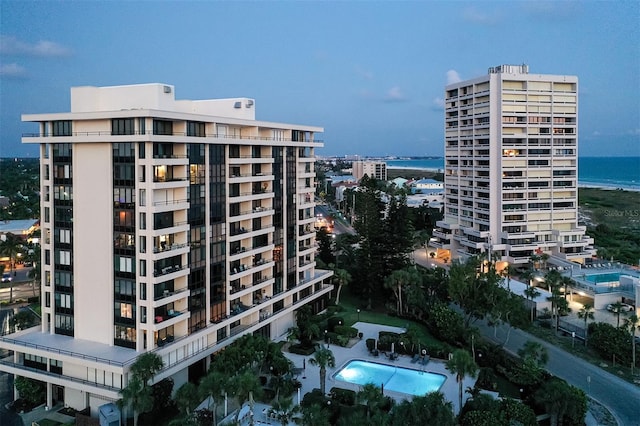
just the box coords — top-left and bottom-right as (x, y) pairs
(421, 355), (430, 365)
(411, 354), (420, 363)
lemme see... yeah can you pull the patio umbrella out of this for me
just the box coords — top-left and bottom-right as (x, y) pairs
(381, 382), (384, 395)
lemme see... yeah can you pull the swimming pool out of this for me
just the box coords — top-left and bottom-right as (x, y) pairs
(333, 359), (446, 396)
(584, 272), (623, 284)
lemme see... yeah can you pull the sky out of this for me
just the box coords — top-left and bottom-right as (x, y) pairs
(1, 1), (639, 158)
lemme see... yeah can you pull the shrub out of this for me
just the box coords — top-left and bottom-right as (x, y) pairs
(588, 322), (631, 364)
(335, 325), (358, 338)
(329, 387), (356, 406)
(327, 316), (345, 332)
(366, 338), (376, 352)
(289, 344), (316, 356)
(301, 389), (326, 408)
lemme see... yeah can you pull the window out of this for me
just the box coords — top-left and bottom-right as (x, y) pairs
(140, 282), (147, 300)
(120, 303), (133, 319)
(153, 120), (173, 136)
(187, 121), (206, 137)
(140, 306), (147, 323)
(116, 256), (134, 273)
(52, 121), (72, 136)
(112, 118), (135, 135)
(57, 250), (71, 266)
(55, 293), (72, 309)
(138, 119), (146, 136)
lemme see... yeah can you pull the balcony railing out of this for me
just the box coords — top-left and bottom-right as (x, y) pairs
(22, 130), (323, 143)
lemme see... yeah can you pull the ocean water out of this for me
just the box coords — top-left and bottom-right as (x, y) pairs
(386, 157), (640, 191)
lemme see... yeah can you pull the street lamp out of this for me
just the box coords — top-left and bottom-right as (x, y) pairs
(357, 309), (360, 322)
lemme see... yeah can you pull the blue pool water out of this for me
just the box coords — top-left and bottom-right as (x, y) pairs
(585, 273), (623, 284)
(333, 359), (446, 396)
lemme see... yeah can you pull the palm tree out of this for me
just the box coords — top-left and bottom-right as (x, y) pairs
(309, 346), (335, 395)
(118, 376), (153, 426)
(578, 304), (595, 346)
(227, 369), (262, 425)
(445, 349), (478, 414)
(332, 267), (351, 305)
(523, 285), (540, 322)
(501, 264), (517, 291)
(0, 233), (23, 303)
(560, 276), (573, 302)
(26, 246), (41, 298)
(299, 403), (330, 426)
(199, 370), (227, 426)
(268, 396), (301, 426)
(518, 340), (549, 368)
(624, 314), (640, 375)
(119, 352), (164, 426)
(357, 383), (385, 421)
(131, 352), (164, 387)
(174, 382), (199, 418)
(534, 380), (570, 426)
(383, 268), (418, 315)
(609, 301), (625, 328)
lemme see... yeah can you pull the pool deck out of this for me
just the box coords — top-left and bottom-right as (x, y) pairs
(281, 321), (474, 414)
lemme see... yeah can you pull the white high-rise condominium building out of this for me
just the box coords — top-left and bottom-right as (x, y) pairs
(432, 65), (594, 265)
(0, 83), (333, 415)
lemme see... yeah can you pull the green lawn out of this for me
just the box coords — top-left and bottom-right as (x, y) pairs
(336, 292), (441, 346)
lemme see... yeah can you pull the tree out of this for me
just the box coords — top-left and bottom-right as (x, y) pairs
(316, 228), (334, 266)
(332, 267), (351, 306)
(119, 352), (164, 426)
(577, 304), (595, 346)
(624, 314), (640, 374)
(534, 379), (586, 426)
(357, 383), (386, 422)
(26, 245), (41, 297)
(174, 382), (199, 418)
(118, 376), (153, 426)
(199, 370), (227, 426)
(299, 403), (330, 426)
(14, 376), (45, 407)
(516, 341), (548, 385)
(501, 265), (517, 291)
(269, 396), (301, 426)
(523, 285), (540, 323)
(445, 349), (478, 414)
(227, 369), (262, 425)
(9, 309), (37, 331)
(131, 352), (164, 387)
(448, 257), (502, 328)
(609, 301), (626, 328)
(0, 233), (22, 303)
(383, 268), (420, 316)
(309, 346), (335, 395)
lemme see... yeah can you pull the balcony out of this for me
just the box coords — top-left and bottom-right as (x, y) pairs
(152, 287), (190, 308)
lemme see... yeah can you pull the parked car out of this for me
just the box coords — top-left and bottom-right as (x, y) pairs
(23, 261), (33, 267)
(607, 303), (635, 313)
(1, 273), (12, 283)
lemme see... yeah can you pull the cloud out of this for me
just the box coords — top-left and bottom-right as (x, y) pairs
(383, 86), (407, 102)
(462, 7), (501, 25)
(0, 35), (72, 57)
(432, 97), (444, 110)
(446, 70), (462, 85)
(0, 63), (28, 78)
(354, 65), (374, 81)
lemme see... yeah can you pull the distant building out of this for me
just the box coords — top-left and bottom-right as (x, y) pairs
(0, 219), (39, 239)
(431, 65), (594, 264)
(411, 178), (443, 193)
(352, 160), (387, 181)
(1, 83), (333, 417)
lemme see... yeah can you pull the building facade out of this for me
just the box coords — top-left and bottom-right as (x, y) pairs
(432, 65), (594, 265)
(352, 160), (387, 181)
(0, 83), (333, 415)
